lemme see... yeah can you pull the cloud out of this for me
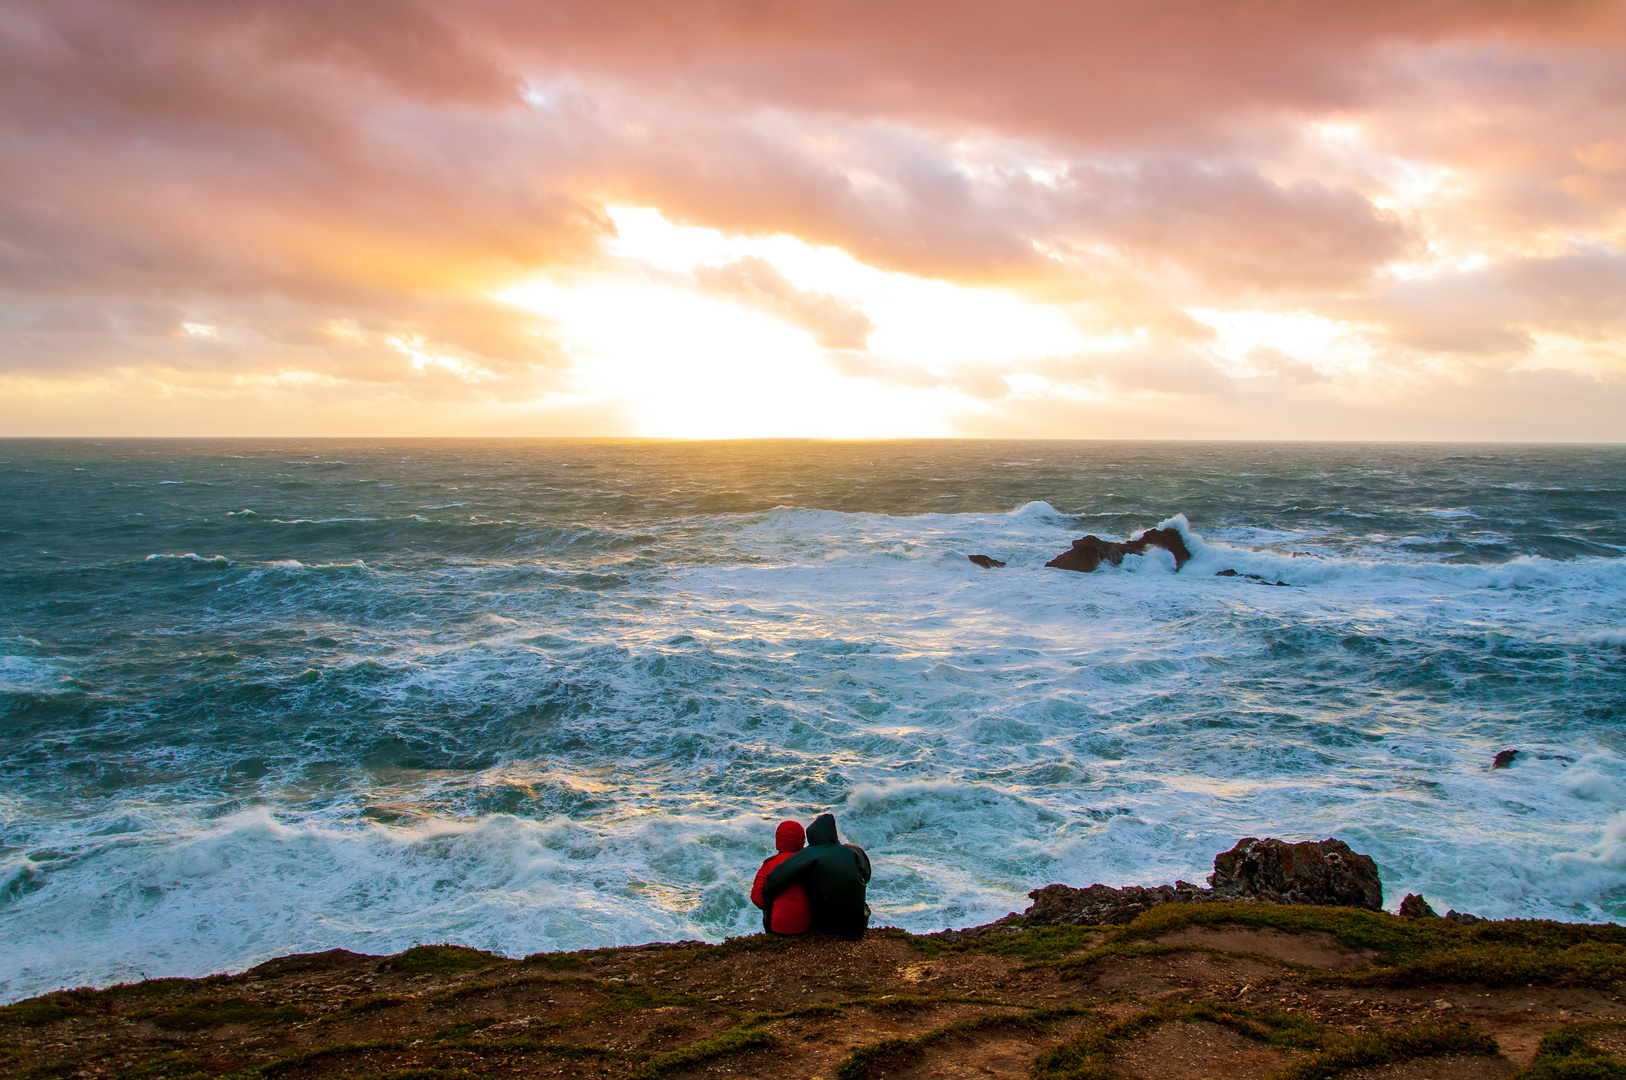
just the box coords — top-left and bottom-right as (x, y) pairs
(0, 0), (1624, 434)
(692, 257), (873, 349)
(1360, 245), (1626, 355)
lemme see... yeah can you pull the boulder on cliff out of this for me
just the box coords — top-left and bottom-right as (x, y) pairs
(1024, 881), (1212, 927)
(1211, 837), (1383, 911)
(1399, 893), (1439, 919)
(1022, 835), (1383, 927)
(1045, 527), (1193, 573)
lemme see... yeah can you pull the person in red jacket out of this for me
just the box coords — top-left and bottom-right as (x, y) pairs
(750, 820), (812, 934)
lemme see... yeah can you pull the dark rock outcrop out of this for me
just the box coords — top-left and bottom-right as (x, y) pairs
(247, 948), (382, 977)
(1492, 749), (1519, 769)
(1211, 837), (1383, 911)
(1399, 893), (1439, 919)
(1022, 835), (1384, 927)
(1046, 527), (1192, 573)
(968, 554), (1006, 569)
(1023, 881), (1215, 927)
(1215, 569), (1290, 587)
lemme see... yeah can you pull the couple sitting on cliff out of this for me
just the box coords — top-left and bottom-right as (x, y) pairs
(750, 813), (871, 941)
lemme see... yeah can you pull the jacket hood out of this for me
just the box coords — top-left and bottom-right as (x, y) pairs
(774, 820), (805, 853)
(806, 813), (839, 846)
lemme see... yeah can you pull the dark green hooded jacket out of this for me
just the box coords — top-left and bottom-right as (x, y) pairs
(762, 813), (871, 940)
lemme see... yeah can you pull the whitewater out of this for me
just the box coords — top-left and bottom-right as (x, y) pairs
(2, 439), (1624, 1002)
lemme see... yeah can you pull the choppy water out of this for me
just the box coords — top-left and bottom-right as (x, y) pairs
(2, 439), (1625, 1001)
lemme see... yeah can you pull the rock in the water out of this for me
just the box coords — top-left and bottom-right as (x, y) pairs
(968, 554), (1006, 569)
(1399, 893), (1439, 919)
(1210, 837), (1383, 911)
(1046, 527), (1192, 573)
(1492, 749), (1520, 769)
(1023, 881), (1214, 927)
(1215, 569), (1290, 586)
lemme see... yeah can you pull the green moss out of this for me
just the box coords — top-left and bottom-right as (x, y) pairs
(837, 1004), (1095, 1080)
(1033, 1002), (1324, 1080)
(427, 1017), (498, 1041)
(1266, 1021), (1500, 1080)
(113, 1052), (215, 1080)
(135, 997), (305, 1032)
(252, 1038), (409, 1078)
(0, 995), (80, 1027)
(345, 993), (412, 1015)
(626, 1025), (778, 1079)
(380, 945), (505, 976)
(311, 1071), (487, 1080)
(939, 925), (1105, 962)
(1511, 1023), (1626, 1079)
(1341, 943), (1626, 990)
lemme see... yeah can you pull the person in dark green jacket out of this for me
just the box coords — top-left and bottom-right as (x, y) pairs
(761, 813), (871, 940)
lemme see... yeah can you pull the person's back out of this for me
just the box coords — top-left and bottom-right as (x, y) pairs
(750, 821), (812, 934)
(762, 813), (871, 941)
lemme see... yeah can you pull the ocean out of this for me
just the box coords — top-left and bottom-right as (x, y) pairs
(2, 439), (1624, 1002)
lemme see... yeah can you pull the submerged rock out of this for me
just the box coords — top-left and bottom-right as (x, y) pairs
(1211, 837), (1383, 911)
(1492, 749), (1520, 769)
(967, 554), (1006, 569)
(1215, 569), (1290, 586)
(1045, 527), (1192, 573)
(1399, 893), (1439, 919)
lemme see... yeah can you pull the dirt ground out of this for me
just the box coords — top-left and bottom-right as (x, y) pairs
(3, 916), (1625, 1080)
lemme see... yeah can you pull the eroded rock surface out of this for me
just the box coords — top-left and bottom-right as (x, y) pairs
(1045, 527), (1192, 573)
(1211, 837), (1383, 911)
(1023, 836), (1384, 927)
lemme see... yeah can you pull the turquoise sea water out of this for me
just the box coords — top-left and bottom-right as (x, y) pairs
(2, 439), (1624, 1001)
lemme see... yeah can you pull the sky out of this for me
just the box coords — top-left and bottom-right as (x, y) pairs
(3, 1), (1626, 439)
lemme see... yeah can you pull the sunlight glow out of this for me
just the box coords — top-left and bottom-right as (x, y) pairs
(497, 207), (1088, 435)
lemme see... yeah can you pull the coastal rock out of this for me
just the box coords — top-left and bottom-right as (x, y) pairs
(247, 948), (382, 977)
(967, 554), (1006, 569)
(1492, 749), (1520, 769)
(1045, 527), (1193, 573)
(1215, 569), (1290, 587)
(1211, 837), (1383, 911)
(1399, 893), (1439, 919)
(1023, 881), (1214, 927)
(1444, 909), (1484, 925)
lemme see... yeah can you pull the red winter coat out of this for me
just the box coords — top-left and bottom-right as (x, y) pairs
(750, 821), (812, 934)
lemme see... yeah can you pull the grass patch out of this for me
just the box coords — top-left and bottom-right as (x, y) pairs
(380, 946), (505, 976)
(423, 970), (607, 1006)
(316, 1071), (487, 1080)
(345, 993), (413, 1015)
(113, 1052), (216, 1080)
(1032, 1002), (1324, 1080)
(427, 1017), (498, 1041)
(252, 1038), (410, 1078)
(838, 1004), (1095, 1080)
(0, 993), (85, 1027)
(135, 996), (304, 1032)
(932, 924), (1105, 963)
(627, 1024), (778, 1079)
(1511, 1022), (1626, 1079)
(1028, 902), (1626, 990)
(1338, 943), (1626, 990)
(1266, 1020), (1500, 1080)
